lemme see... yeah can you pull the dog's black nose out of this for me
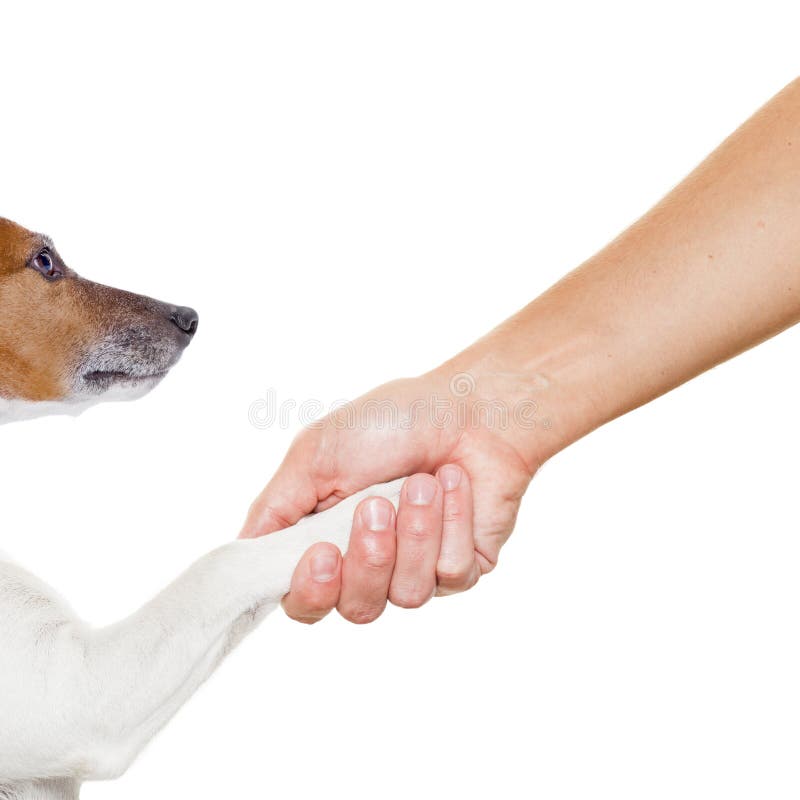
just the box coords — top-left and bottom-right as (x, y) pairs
(170, 306), (199, 337)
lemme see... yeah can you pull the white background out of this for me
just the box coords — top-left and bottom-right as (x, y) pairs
(2, 2), (800, 798)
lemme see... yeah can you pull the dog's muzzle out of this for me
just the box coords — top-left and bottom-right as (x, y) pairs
(76, 304), (199, 396)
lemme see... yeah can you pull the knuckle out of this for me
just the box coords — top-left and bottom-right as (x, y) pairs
(358, 533), (395, 570)
(305, 595), (336, 614)
(436, 562), (473, 586)
(390, 582), (433, 609)
(476, 550), (499, 575)
(401, 518), (434, 540)
(443, 504), (467, 526)
(244, 500), (292, 535)
(263, 506), (294, 531)
(292, 614), (325, 625)
(362, 550), (395, 570)
(285, 591), (334, 619)
(394, 595), (426, 609)
(283, 605), (326, 625)
(340, 603), (384, 625)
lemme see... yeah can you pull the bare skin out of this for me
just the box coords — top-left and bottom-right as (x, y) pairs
(242, 77), (800, 623)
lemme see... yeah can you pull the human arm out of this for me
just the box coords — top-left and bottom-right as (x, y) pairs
(244, 78), (800, 620)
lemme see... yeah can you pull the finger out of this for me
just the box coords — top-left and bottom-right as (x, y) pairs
(281, 543), (342, 624)
(337, 497), (397, 624)
(240, 432), (326, 538)
(435, 464), (479, 596)
(388, 473), (443, 609)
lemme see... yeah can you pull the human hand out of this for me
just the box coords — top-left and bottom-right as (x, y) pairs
(240, 365), (547, 623)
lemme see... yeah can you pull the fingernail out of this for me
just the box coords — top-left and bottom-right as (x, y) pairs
(311, 550), (338, 582)
(438, 465), (462, 491)
(362, 497), (392, 531)
(406, 474), (437, 506)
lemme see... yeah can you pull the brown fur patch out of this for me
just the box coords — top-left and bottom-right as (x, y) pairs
(0, 218), (180, 402)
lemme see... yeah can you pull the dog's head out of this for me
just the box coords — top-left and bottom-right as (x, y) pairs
(0, 217), (197, 416)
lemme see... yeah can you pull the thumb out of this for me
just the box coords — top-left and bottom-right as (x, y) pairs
(239, 435), (327, 539)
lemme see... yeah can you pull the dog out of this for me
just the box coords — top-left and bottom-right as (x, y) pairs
(0, 217), (404, 800)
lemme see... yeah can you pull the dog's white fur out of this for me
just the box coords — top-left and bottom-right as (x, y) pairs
(0, 398), (404, 800)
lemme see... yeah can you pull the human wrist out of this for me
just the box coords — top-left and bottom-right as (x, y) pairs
(430, 315), (609, 471)
(425, 356), (563, 476)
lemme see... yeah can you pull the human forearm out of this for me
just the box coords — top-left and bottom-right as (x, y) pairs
(443, 78), (800, 466)
(254, 78), (800, 623)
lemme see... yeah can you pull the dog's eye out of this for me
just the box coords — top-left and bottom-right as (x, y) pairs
(31, 250), (63, 281)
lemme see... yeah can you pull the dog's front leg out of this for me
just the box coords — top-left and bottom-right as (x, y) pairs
(77, 478), (404, 779)
(0, 779), (81, 800)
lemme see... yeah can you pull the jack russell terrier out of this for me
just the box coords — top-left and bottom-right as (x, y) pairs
(0, 217), (404, 800)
